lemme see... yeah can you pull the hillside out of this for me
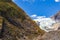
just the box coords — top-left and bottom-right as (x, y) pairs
(0, 0), (45, 40)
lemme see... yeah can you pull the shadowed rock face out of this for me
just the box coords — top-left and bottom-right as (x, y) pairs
(55, 13), (60, 22)
(51, 11), (60, 22)
(0, 0), (45, 40)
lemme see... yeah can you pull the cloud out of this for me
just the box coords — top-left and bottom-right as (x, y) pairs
(31, 14), (59, 32)
(30, 14), (37, 18)
(30, 14), (46, 19)
(36, 16), (46, 19)
(55, 0), (60, 2)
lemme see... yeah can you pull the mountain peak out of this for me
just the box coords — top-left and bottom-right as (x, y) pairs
(51, 11), (60, 22)
(56, 11), (60, 15)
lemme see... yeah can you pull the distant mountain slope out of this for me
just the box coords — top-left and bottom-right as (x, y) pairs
(34, 11), (60, 32)
(38, 12), (60, 40)
(0, 0), (45, 40)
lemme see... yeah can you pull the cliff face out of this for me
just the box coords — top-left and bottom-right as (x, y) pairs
(0, 0), (45, 40)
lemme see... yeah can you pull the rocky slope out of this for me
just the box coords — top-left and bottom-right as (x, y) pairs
(0, 0), (45, 40)
(40, 31), (60, 40)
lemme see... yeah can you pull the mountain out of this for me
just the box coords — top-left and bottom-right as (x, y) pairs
(51, 11), (60, 22)
(34, 17), (58, 32)
(0, 0), (45, 40)
(34, 11), (60, 32)
(38, 11), (60, 40)
(51, 11), (60, 30)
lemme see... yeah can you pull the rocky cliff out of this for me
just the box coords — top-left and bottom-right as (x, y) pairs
(0, 0), (45, 40)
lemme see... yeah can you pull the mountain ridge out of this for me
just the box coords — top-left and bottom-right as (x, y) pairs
(0, 0), (45, 40)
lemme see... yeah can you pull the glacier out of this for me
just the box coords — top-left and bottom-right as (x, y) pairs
(34, 17), (60, 32)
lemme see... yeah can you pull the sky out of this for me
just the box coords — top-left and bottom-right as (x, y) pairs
(13, 0), (60, 18)
(12, 0), (60, 32)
